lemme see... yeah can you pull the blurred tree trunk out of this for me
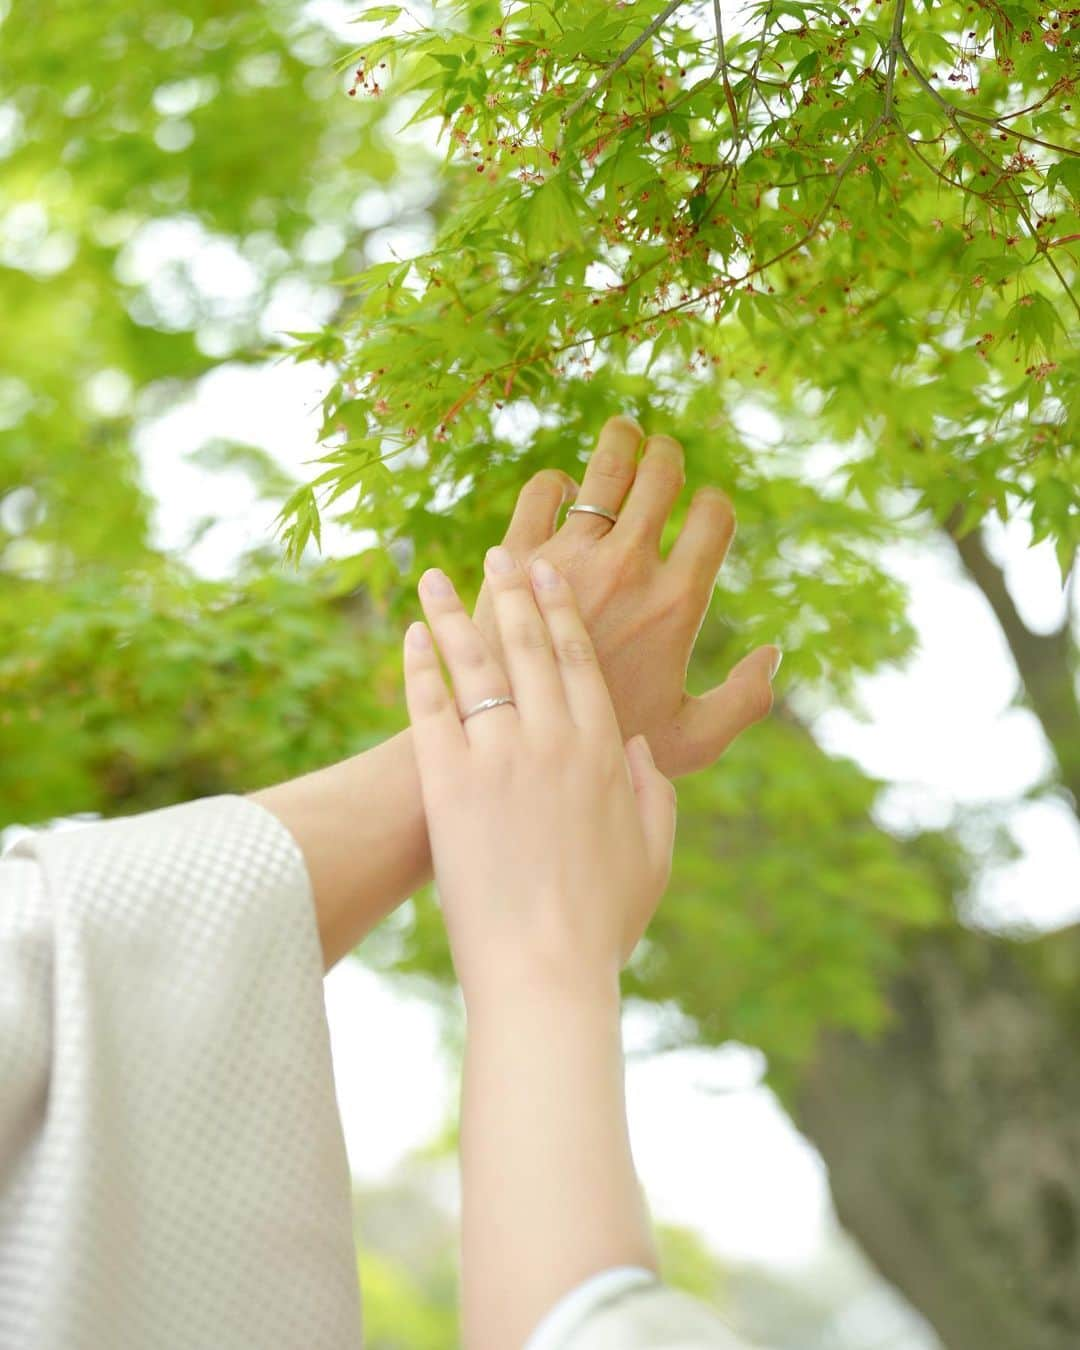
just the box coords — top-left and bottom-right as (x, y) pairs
(797, 925), (1080, 1350)
(797, 526), (1080, 1350)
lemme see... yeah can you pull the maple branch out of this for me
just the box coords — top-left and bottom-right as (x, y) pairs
(884, 0), (906, 122)
(896, 40), (1078, 157)
(713, 0), (740, 135)
(905, 133), (1011, 207)
(899, 41), (1080, 320)
(740, 114), (887, 277)
(561, 0), (687, 124)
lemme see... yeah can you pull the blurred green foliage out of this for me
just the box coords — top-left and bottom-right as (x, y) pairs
(2, 0), (1064, 1148)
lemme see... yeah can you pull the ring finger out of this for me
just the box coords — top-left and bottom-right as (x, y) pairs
(561, 413), (643, 539)
(417, 568), (515, 746)
(483, 545), (568, 732)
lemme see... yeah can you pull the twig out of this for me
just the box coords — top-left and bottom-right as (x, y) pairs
(437, 371), (491, 427)
(900, 40), (1080, 319)
(561, 0), (688, 124)
(896, 40), (1077, 157)
(713, 0), (740, 135)
(883, 0), (906, 122)
(742, 114), (886, 276)
(905, 132), (1008, 206)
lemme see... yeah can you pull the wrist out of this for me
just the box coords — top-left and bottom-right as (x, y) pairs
(464, 955), (621, 1026)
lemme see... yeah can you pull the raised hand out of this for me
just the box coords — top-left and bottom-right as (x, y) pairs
(404, 549), (676, 999)
(473, 414), (780, 778)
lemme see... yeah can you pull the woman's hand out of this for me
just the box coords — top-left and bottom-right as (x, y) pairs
(405, 548), (676, 1001)
(473, 414), (781, 779)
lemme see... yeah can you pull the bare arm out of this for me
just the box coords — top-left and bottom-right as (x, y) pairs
(462, 971), (655, 1349)
(250, 730), (425, 968)
(404, 551), (695, 1348)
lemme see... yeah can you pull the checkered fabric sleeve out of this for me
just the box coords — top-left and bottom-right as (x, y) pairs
(0, 796), (361, 1350)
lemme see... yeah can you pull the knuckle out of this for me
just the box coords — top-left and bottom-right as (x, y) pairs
(642, 439), (685, 487)
(608, 533), (650, 573)
(507, 619), (550, 652)
(522, 468), (565, 500)
(555, 636), (596, 666)
(455, 638), (491, 670)
(538, 729), (571, 764)
(476, 739), (515, 781)
(414, 687), (447, 718)
(648, 458), (685, 493)
(589, 448), (634, 483)
(659, 573), (702, 621)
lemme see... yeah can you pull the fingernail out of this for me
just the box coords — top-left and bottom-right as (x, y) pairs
(644, 434), (683, 457)
(768, 647), (783, 680)
(406, 621), (432, 651)
(421, 568), (452, 597)
(612, 412), (644, 436)
(485, 545), (515, 575)
(634, 734), (654, 766)
(530, 557), (560, 589)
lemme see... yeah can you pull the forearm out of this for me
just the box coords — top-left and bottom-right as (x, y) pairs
(460, 972), (659, 1350)
(250, 728), (430, 968)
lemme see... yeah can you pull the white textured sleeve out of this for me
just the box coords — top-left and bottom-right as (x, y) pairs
(0, 796), (361, 1350)
(526, 1267), (659, 1349)
(552, 1278), (760, 1350)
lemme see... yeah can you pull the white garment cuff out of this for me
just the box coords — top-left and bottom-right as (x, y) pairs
(525, 1266), (658, 1350)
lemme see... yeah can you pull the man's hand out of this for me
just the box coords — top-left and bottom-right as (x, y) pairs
(474, 414), (780, 777)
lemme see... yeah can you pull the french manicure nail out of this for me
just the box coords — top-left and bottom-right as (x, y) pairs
(530, 557), (560, 589)
(421, 568), (453, 597)
(486, 545), (515, 574)
(768, 647), (783, 679)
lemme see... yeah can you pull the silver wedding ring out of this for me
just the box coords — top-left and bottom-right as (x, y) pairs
(566, 503), (617, 526)
(461, 694), (516, 723)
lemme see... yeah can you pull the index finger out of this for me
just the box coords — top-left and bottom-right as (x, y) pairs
(527, 558), (621, 739)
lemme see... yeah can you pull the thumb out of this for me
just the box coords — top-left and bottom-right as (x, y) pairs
(679, 644), (781, 774)
(625, 734), (677, 885)
(501, 469), (578, 554)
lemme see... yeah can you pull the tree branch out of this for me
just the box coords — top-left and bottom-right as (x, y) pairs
(884, 0), (906, 122)
(561, 0), (688, 124)
(713, 0), (740, 134)
(946, 508), (1080, 811)
(899, 40), (1080, 320)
